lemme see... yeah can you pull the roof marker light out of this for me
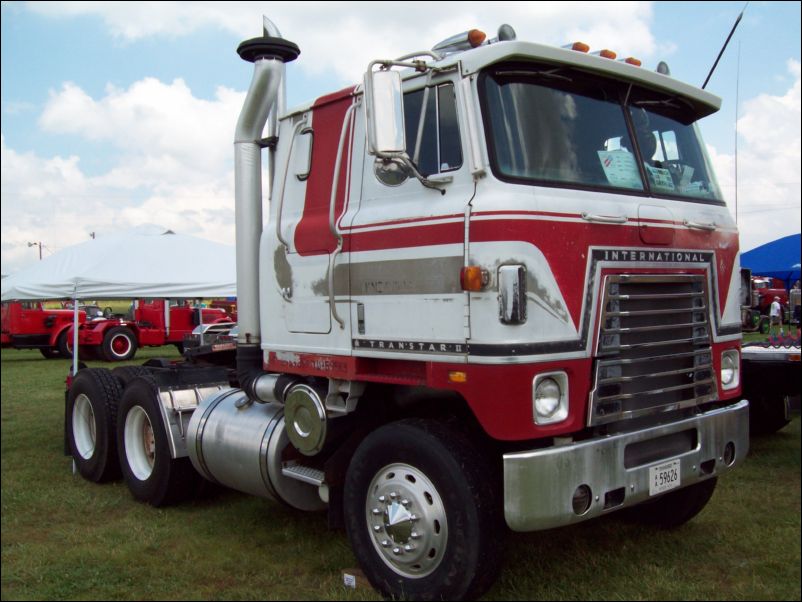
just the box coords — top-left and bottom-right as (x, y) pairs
(468, 29), (487, 48)
(592, 49), (617, 60)
(566, 41), (590, 53)
(621, 57), (642, 67)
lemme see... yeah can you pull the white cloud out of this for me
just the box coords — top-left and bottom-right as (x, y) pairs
(39, 78), (244, 186)
(7, 1), (798, 279)
(27, 1), (660, 83)
(1, 75), (245, 274)
(5, 1), (665, 275)
(710, 59), (801, 253)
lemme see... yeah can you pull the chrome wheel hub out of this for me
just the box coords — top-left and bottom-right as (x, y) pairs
(72, 393), (96, 460)
(366, 463), (447, 578)
(124, 405), (155, 481)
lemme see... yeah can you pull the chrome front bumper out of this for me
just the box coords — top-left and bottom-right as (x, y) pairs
(503, 400), (749, 531)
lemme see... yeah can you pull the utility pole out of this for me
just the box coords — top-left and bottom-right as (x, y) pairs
(27, 241), (43, 260)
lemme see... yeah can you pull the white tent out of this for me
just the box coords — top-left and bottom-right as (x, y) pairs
(1, 227), (236, 301)
(1, 227), (236, 374)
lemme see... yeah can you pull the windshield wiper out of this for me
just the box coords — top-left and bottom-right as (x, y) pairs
(495, 68), (573, 83)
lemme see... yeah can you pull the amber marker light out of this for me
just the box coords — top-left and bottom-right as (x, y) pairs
(570, 41), (590, 53)
(460, 266), (486, 291)
(448, 371), (468, 383)
(595, 49), (617, 59)
(623, 57), (642, 66)
(468, 29), (487, 48)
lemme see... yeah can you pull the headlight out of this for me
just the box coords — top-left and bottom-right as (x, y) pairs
(721, 349), (740, 390)
(533, 373), (569, 425)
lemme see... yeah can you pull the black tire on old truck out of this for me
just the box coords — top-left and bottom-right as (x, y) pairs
(66, 368), (123, 482)
(101, 326), (138, 362)
(116, 375), (200, 507)
(57, 330), (73, 359)
(343, 419), (503, 601)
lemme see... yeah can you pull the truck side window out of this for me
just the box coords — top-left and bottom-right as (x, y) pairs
(403, 83), (463, 177)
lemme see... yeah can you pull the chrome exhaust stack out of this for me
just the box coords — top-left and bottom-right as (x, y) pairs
(234, 19), (299, 397)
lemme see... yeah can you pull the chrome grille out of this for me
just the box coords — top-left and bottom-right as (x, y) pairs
(589, 274), (717, 426)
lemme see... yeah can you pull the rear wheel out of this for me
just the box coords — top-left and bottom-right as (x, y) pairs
(116, 376), (199, 506)
(39, 347), (59, 359)
(66, 368), (123, 482)
(101, 326), (138, 362)
(343, 419), (502, 601)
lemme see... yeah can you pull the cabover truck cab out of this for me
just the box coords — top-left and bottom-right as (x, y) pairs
(68, 298), (232, 362)
(65, 20), (749, 601)
(1, 301), (86, 359)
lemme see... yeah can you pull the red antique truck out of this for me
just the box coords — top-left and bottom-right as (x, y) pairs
(68, 299), (232, 362)
(1, 301), (88, 358)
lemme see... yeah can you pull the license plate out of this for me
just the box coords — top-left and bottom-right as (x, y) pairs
(649, 459), (681, 496)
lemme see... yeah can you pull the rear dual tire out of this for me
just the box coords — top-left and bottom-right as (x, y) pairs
(66, 368), (123, 482)
(116, 376), (200, 506)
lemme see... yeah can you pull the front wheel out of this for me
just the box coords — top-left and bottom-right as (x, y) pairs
(57, 331), (73, 359)
(101, 326), (138, 362)
(343, 419), (502, 601)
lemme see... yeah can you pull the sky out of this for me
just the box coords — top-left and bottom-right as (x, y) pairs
(1, 1), (800, 276)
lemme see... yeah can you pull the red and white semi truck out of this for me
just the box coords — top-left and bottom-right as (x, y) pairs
(65, 19), (749, 600)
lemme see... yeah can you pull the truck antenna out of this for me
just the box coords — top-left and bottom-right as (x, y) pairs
(702, 2), (748, 90)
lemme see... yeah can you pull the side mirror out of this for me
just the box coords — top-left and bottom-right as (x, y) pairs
(364, 68), (405, 156)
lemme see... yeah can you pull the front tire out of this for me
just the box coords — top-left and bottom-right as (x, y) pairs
(343, 419), (502, 601)
(101, 326), (138, 362)
(66, 368), (123, 482)
(57, 330), (73, 359)
(116, 376), (199, 506)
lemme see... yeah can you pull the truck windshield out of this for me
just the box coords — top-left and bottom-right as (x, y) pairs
(480, 62), (723, 202)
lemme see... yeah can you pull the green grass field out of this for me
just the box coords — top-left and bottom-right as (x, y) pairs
(1, 346), (800, 600)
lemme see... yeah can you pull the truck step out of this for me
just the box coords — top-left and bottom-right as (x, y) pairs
(281, 462), (325, 486)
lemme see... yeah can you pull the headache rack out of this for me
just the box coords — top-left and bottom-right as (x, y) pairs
(589, 274), (717, 426)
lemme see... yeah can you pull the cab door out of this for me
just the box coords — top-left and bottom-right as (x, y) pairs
(349, 79), (472, 358)
(267, 88), (360, 345)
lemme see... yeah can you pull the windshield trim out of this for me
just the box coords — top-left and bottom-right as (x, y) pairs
(477, 64), (727, 207)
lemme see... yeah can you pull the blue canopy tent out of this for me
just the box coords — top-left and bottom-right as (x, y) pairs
(741, 233), (801, 288)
